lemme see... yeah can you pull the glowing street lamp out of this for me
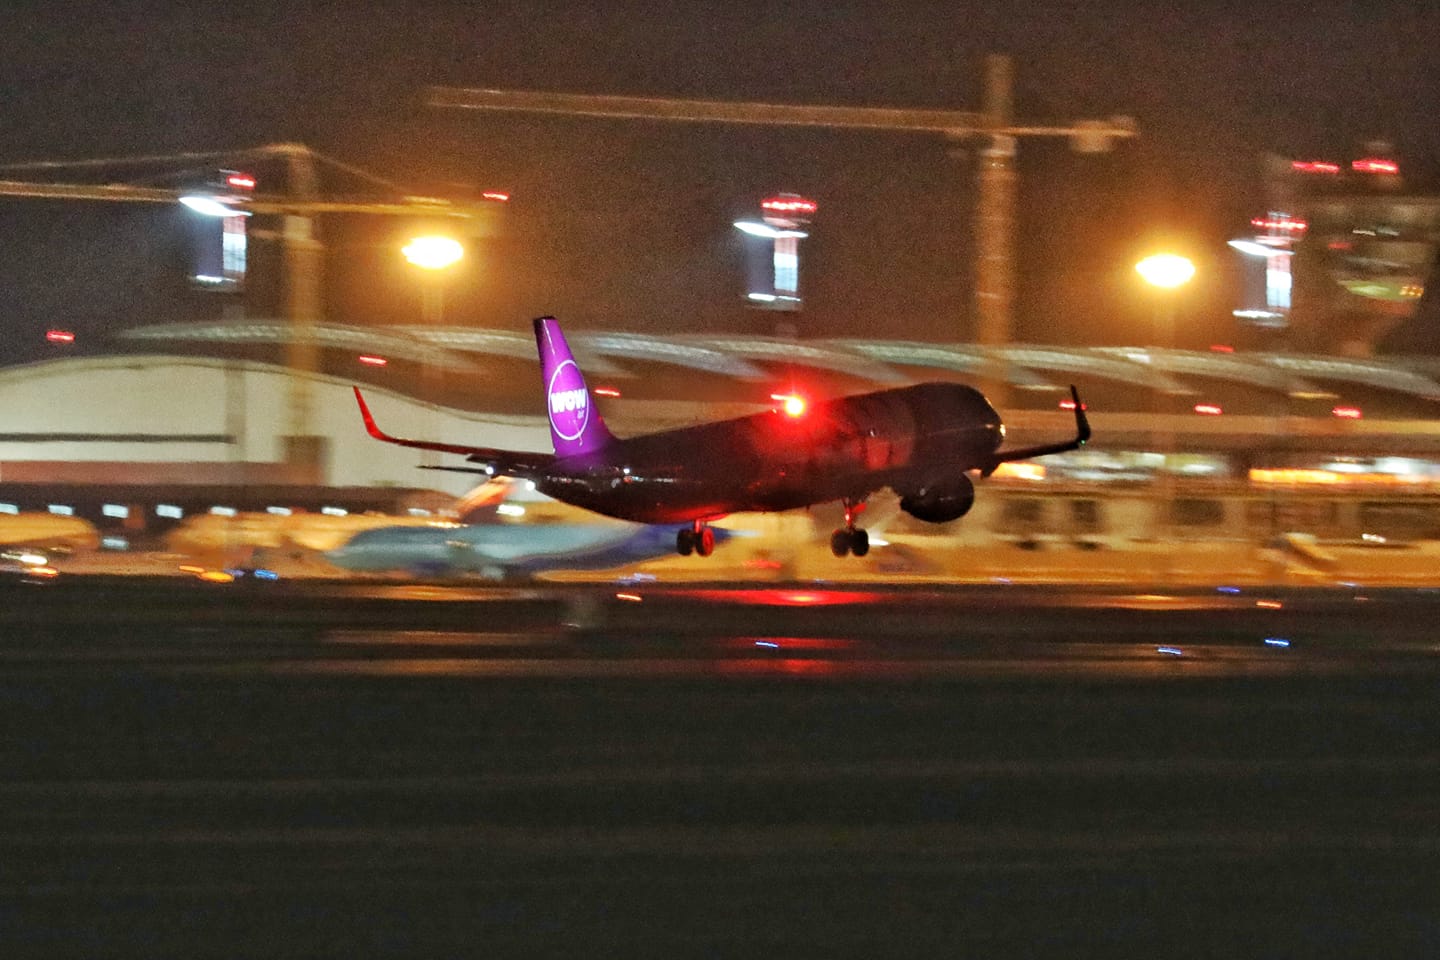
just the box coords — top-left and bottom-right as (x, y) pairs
(1135, 253), (1195, 289)
(402, 235), (464, 270)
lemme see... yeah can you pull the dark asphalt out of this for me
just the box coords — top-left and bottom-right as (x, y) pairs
(1, 576), (1438, 957)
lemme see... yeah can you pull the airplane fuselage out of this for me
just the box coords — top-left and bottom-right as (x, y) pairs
(535, 382), (1003, 523)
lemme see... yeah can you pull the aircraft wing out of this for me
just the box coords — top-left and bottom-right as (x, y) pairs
(353, 387), (555, 478)
(981, 385), (1091, 474)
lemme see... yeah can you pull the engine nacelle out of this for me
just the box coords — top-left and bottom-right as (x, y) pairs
(897, 474), (976, 524)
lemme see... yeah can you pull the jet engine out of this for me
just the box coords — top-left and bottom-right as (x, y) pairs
(897, 475), (976, 524)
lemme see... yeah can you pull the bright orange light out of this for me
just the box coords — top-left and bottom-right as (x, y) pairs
(1210, 344), (1235, 353)
(1193, 403), (1223, 415)
(615, 592), (643, 602)
(1332, 406), (1363, 419)
(198, 570), (236, 584)
(593, 386), (622, 398)
(402, 235), (464, 270)
(991, 462), (1046, 481)
(1136, 253), (1195, 289)
(46, 330), (75, 343)
(1058, 399), (1087, 411)
(358, 355), (388, 367)
(771, 393), (806, 417)
(481, 191), (511, 202)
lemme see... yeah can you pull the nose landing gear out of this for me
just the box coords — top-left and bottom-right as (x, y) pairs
(676, 520), (715, 557)
(830, 499), (870, 558)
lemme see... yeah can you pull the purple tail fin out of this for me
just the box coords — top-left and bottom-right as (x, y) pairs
(533, 316), (616, 457)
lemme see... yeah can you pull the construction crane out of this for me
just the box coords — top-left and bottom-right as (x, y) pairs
(429, 54), (1136, 404)
(0, 142), (503, 469)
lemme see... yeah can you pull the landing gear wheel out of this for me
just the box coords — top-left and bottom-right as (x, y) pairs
(851, 528), (870, 557)
(696, 526), (715, 557)
(676, 528), (694, 556)
(830, 529), (851, 558)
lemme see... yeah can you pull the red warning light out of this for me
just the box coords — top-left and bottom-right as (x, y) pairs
(1210, 344), (1235, 353)
(1058, 399), (1088, 411)
(46, 330), (75, 344)
(1251, 216), (1307, 234)
(357, 355), (388, 367)
(1291, 160), (1341, 175)
(1352, 158), (1399, 175)
(225, 173), (257, 191)
(1193, 403), (1224, 416)
(481, 191), (510, 202)
(761, 196), (818, 216)
(771, 393), (807, 418)
(1332, 406), (1363, 419)
(593, 386), (622, 398)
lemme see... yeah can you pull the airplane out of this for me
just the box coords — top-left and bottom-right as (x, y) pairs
(0, 512), (99, 554)
(353, 315), (1090, 558)
(325, 517), (730, 579)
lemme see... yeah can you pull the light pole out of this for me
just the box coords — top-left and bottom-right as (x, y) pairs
(1135, 253), (1194, 579)
(402, 235), (464, 467)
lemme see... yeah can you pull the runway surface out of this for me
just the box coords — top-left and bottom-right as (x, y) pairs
(2, 575), (1438, 956)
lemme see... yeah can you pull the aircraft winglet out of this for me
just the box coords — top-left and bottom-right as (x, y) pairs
(982, 384), (1090, 474)
(353, 386), (388, 442)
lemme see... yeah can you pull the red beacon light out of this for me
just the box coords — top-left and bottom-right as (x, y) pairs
(224, 172), (256, 191)
(357, 354), (388, 367)
(1332, 406), (1363, 420)
(771, 393), (807, 418)
(1058, 398), (1087, 411)
(1193, 403), (1224, 416)
(1291, 160), (1341, 175)
(46, 330), (75, 344)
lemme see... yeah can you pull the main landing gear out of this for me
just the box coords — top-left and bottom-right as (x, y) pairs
(676, 520), (715, 557)
(830, 499), (870, 558)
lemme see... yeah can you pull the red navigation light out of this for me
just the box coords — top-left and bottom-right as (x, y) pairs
(1058, 399), (1087, 411)
(481, 191), (510, 202)
(357, 354), (388, 367)
(761, 196), (818, 216)
(46, 330), (75, 343)
(1291, 160), (1341, 175)
(224, 173), (256, 191)
(1210, 344), (1235, 353)
(593, 386), (622, 398)
(1352, 158), (1399, 175)
(1332, 405), (1363, 419)
(1193, 403), (1224, 416)
(771, 393), (807, 418)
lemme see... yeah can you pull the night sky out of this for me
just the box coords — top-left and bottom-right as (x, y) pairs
(3, 1), (1438, 363)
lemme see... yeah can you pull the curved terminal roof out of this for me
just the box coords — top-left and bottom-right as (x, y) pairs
(118, 321), (1440, 405)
